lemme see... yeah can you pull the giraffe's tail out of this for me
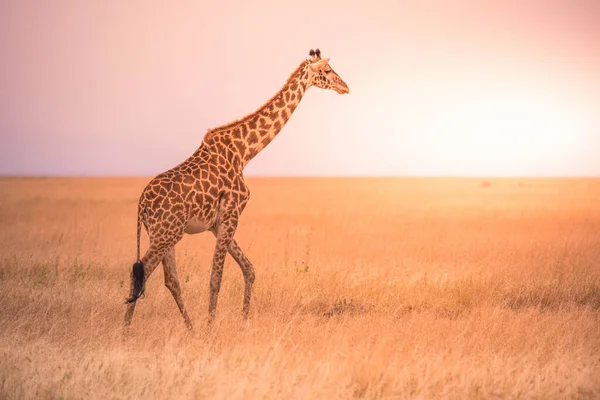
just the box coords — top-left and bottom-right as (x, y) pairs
(125, 199), (146, 304)
(125, 260), (145, 304)
(136, 198), (144, 261)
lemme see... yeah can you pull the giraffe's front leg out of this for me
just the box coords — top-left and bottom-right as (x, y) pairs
(210, 228), (255, 321)
(226, 239), (255, 320)
(208, 219), (239, 323)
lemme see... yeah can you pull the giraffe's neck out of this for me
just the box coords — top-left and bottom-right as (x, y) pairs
(203, 61), (311, 168)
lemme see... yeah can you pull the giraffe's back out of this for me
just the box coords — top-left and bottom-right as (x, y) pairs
(138, 140), (251, 241)
(139, 159), (223, 239)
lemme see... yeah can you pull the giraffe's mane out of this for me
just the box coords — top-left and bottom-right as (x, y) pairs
(209, 59), (310, 133)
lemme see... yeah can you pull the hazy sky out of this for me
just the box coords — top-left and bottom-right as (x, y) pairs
(1, 0), (599, 177)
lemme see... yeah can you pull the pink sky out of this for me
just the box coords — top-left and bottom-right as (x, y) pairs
(1, 0), (599, 177)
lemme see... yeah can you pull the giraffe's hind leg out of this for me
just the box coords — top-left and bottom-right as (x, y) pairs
(162, 247), (193, 329)
(123, 241), (177, 328)
(123, 282), (138, 327)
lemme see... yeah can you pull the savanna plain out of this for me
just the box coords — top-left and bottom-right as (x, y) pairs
(0, 177), (599, 399)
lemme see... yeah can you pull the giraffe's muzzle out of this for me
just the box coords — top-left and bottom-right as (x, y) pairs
(336, 85), (350, 95)
(336, 80), (350, 94)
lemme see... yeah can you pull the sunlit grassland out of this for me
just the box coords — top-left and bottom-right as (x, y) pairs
(0, 177), (599, 399)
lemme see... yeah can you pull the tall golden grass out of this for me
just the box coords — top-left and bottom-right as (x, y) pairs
(0, 177), (599, 399)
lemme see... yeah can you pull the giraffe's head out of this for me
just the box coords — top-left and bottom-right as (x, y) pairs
(306, 48), (349, 95)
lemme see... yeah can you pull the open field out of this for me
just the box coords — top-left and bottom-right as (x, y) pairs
(0, 177), (599, 399)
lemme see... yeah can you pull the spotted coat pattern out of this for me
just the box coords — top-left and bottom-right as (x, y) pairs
(124, 49), (349, 329)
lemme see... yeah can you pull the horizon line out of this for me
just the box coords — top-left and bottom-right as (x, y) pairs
(1, 174), (599, 180)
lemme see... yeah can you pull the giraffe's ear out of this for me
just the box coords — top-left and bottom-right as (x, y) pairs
(309, 58), (330, 71)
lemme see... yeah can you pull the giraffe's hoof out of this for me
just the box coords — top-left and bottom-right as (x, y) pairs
(206, 313), (216, 328)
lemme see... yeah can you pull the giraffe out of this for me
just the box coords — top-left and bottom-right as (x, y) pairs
(123, 48), (349, 329)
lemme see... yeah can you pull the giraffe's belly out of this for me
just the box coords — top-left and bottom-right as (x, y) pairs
(184, 218), (209, 235)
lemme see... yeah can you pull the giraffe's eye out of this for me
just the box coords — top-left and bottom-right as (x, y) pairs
(324, 70), (331, 74)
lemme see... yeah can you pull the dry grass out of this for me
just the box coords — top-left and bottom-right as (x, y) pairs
(0, 177), (599, 399)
